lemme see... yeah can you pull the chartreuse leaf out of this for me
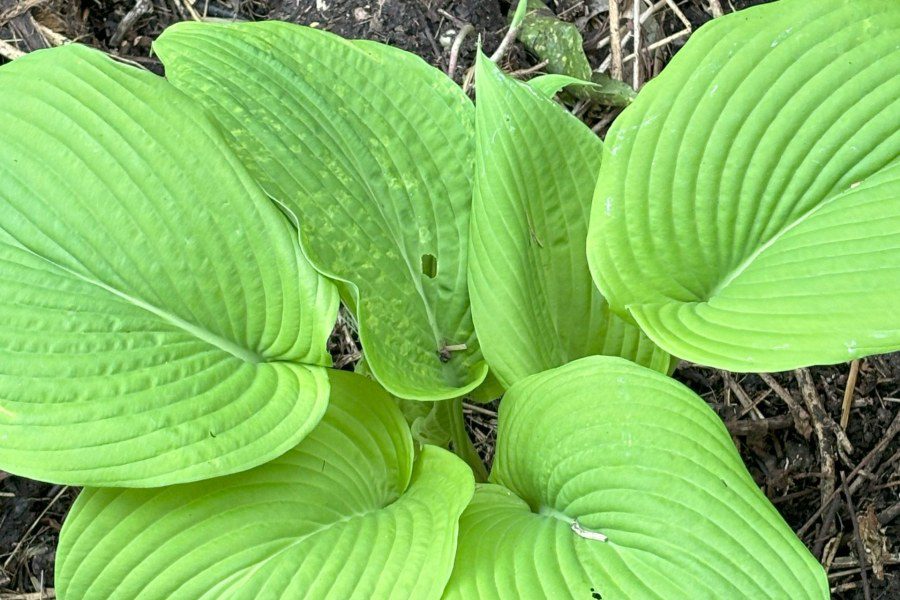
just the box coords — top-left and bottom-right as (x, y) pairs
(154, 22), (488, 400)
(587, 0), (900, 371)
(0, 45), (337, 487)
(470, 54), (671, 388)
(396, 397), (453, 448)
(444, 357), (827, 599)
(396, 396), (489, 482)
(467, 368), (505, 403)
(57, 370), (474, 600)
(509, 0), (529, 29)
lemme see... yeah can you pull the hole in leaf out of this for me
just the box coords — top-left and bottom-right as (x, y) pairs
(421, 253), (437, 279)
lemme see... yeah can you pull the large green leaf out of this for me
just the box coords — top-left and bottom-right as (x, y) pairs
(0, 45), (338, 486)
(154, 22), (488, 400)
(587, 0), (900, 371)
(57, 370), (474, 600)
(470, 54), (671, 388)
(444, 357), (827, 599)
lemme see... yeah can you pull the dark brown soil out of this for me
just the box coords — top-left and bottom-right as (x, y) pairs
(674, 358), (900, 600)
(1, 2), (897, 599)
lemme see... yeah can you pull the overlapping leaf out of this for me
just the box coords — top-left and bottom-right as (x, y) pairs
(444, 357), (828, 599)
(470, 54), (671, 387)
(515, 0), (635, 106)
(587, 0), (900, 371)
(396, 397), (453, 448)
(154, 22), (488, 400)
(57, 370), (474, 600)
(0, 45), (337, 486)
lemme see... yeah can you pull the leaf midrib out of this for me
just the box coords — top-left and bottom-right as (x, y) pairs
(707, 200), (830, 299)
(216, 499), (399, 593)
(706, 169), (888, 300)
(11, 240), (265, 364)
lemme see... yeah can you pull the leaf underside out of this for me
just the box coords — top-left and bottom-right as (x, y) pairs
(470, 54), (671, 388)
(154, 21), (488, 400)
(587, 0), (900, 371)
(0, 45), (338, 486)
(444, 357), (828, 599)
(57, 370), (475, 600)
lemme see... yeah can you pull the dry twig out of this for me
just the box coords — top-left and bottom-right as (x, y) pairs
(33, 22), (68, 47)
(437, 8), (466, 28)
(725, 414), (793, 436)
(799, 410), (900, 537)
(509, 58), (549, 77)
(621, 29), (690, 63)
(798, 367), (855, 457)
(722, 372), (764, 420)
(176, 0), (201, 21)
(811, 495), (843, 558)
(759, 372), (812, 438)
(879, 500), (900, 526)
(0, 37), (24, 60)
(794, 368), (837, 505)
(601, 0), (691, 72)
(0, 0), (47, 26)
(1, 486), (69, 571)
(608, 0), (623, 80)
(832, 553), (900, 569)
(596, 0), (664, 51)
(0, 591), (56, 600)
(110, 0), (152, 47)
(841, 474), (871, 600)
(631, 0), (641, 89)
(708, 0), (725, 18)
(665, 0), (692, 30)
(841, 359), (861, 430)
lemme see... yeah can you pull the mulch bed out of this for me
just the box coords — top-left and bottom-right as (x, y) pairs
(1, 1), (897, 598)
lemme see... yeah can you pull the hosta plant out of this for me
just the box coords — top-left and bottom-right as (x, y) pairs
(587, 0), (900, 371)
(0, 0), (896, 598)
